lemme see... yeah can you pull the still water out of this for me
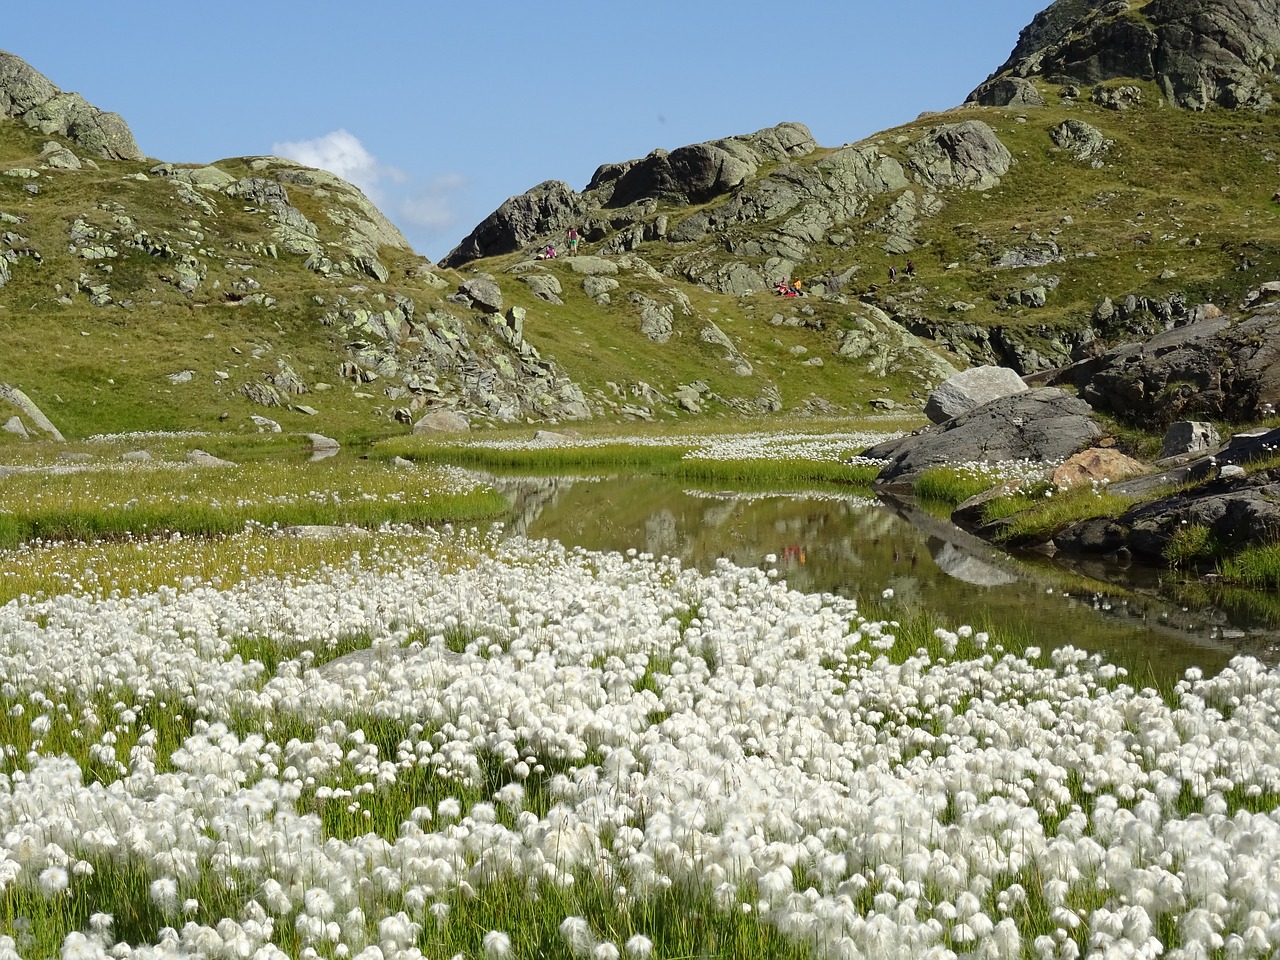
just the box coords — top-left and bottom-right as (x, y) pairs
(491, 473), (1280, 683)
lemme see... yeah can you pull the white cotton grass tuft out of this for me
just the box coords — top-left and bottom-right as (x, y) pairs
(6, 522), (1280, 960)
(559, 916), (596, 958)
(624, 935), (653, 959)
(39, 865), (69, 897)
(482, 930), (512, 960)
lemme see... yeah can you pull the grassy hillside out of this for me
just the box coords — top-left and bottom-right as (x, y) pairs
(0, 70), (1277, 443)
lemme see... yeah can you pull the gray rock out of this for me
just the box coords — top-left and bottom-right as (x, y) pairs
(307, 433), (340, 451)
(968, 0), (1280, 112)
(187, 449), (237, 467)
(40, 142), (81, 170)
(0, 383), (63, 441)
(121, 450), (153, 461)
(925, 365), (1029, 424)
(907, 121), (1012, 191)
(3, 415), (27, 438)
(582, 276), (619, 301)
(973, 76), (1047, 107)
(413, 409), (470, 434)
(442, 180), (583, 267)
(1159, 421), (1220, 460)
(567, 256), (619, 276)
(865, 387), (1101, 486)
(1050, 119), (1111, 160)
(1051, 301), (1280, 425)
(521, 273), (563, 305)
(633, 294), (674, 344)
(1055, 468), (1280, 561)
(458, 278), (503, 313)
(251, 415), (282, 433)
(0, 52), (144, 159)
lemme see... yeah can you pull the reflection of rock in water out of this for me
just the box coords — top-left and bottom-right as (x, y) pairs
(930, 539), (1018, 587)
(646, 509), (678, 556)
(700, 500), (741, 528)
(488, 476), (586, 537)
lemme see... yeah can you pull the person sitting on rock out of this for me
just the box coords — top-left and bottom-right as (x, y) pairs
(790, 279), (804, 297)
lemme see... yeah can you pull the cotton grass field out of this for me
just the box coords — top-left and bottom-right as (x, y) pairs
(3, 433), (1280, 960)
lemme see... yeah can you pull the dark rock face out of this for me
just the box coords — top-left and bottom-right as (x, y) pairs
(970, 0), (1280, 111)
(441, 181), (584, 268)
(864, 387), (1101, 486)
(1050, 301), (1280, 426)
(442, 124), (816, 268)
(1054, 468), (1280, 561)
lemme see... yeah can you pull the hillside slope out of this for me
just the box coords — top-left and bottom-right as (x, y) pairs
(442, 0), (1280, 421)
(2, 0), (1279, 442)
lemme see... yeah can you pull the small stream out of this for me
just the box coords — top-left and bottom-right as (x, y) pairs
(491, 473), (1280, 683)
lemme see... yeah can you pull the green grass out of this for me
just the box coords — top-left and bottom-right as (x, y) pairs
(376, 436), (882, 489)
(912, 465), (1001, 506)
(0, 456), (506, 549)
(1218, 542), (1280, 589)
(983, 484), (1133, 543)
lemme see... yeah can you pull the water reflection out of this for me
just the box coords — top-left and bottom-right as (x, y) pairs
(492, 474), (1280, 681)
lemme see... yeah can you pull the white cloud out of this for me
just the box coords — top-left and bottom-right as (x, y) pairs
(270, 129), (397, 199)
(269, 129), (469, 259)
(396, 173), (468, 233)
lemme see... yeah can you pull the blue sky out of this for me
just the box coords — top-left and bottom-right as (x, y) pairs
(6, 2), (1046, 261)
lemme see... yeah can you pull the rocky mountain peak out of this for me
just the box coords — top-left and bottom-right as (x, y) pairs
(970, 0), (1280, 110)
(0, 50), (145, 160)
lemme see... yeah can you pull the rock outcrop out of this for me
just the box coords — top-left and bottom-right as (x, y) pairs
(0, 50), (144, 160)
(1049, 298), (1280, 426)
(924, 365), (1028, 424)
(863, 387), (1101, 486)
(969, 0), (1280, 111)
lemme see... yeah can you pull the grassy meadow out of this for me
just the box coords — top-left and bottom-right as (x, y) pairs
(0, 426), (1279, 959)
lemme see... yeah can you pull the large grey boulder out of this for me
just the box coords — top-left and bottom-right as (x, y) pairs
(413, 409), (470, 434)
(864, 387), (1101, 486)
(907, 121), (1012, 191)
(971, 77), (1047, 107)
(585, 122), (816, 209)
(924, 365), (1029, 424)
(0, 51), (144, 160)
(1050, 119), (1111, 160)
(1051, 299), (1280, 425)
(458, 278), (503, 313)
(969, 0), (1280, 111)
(0, 383), (63, 441)
(1159, 421), (1220, 459)
(442, 123), (815, 269)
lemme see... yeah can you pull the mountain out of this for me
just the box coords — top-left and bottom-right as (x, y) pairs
(1, 0), (1279, 442)
(0, 51), (593, 442)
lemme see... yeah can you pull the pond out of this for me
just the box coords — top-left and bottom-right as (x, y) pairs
(491, 472), (1280, 683)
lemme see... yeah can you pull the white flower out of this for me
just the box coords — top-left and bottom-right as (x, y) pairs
(39, 866), (70, 897)
(624, 935), (653, 959)
(483, 931), (511, 960)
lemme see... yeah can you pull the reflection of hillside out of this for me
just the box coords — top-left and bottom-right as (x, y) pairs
(490, 473), (1275, 680)
(488, 476), (594, 537)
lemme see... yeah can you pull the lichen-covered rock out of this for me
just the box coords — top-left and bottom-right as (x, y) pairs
(1051, 299), (1280, 425)
(0, 51), (144, 159)
(865, 387), (1101, 486)
(413, 408), (470, 434)
(908, 121), (1012, 191)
